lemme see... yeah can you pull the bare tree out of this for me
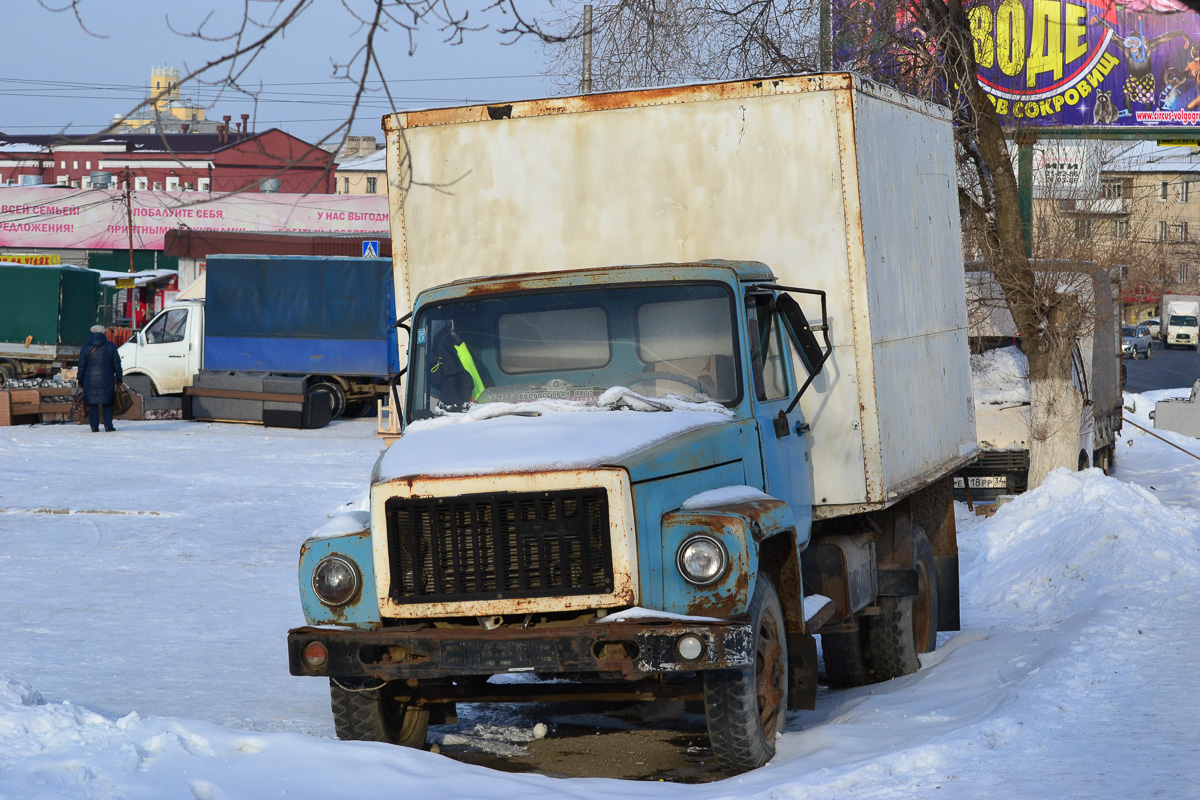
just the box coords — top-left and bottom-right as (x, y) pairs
(541, 1), (822, 92)
(35, 1), (564, 194)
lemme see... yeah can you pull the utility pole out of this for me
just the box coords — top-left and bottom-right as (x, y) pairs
(819, 0), (832, 71)
(122, 168), (138, 328)
(582, 4), (593, 94)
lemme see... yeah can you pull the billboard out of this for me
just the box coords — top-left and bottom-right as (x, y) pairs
(835, 0), (1200, 128)
(970, 0), (1200, 127)
(0, 187), (389, 251)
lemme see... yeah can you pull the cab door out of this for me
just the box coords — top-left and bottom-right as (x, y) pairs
(746, 293), (813, 537)
(137, 307), (192, 393)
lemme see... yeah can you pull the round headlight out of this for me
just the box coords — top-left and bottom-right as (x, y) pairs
(676, 535), (727, 586)
(312, 556), (361, 607)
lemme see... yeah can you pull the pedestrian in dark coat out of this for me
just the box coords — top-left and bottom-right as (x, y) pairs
(76, 325), (123, 432)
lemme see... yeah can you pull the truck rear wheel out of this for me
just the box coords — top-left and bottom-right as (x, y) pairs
(341, 399), (371, 418)
(703, 574), (787, 773)
(329, 679), (429, 748)
(867, 525), (938, 680)
(821, 626), (871, 687)
(310, 380), (347, 420)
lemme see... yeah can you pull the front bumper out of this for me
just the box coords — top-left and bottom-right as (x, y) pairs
(288, 618), (754, 681)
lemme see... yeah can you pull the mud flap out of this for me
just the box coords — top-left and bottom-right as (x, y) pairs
(786, 632), (818, 710)
(934, 554), (960, 631)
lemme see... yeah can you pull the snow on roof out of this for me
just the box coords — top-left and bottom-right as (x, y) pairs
(0, 142), (48, 153)
(1106, 140), (1200, 174)
(337, 148), (386, 172)
(93, 268), (177, 285)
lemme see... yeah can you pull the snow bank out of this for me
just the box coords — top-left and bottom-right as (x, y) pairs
(959, 468), (1200, 628)
(2, 399), (1199, 797)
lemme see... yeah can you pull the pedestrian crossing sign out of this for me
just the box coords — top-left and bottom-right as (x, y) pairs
(362, 240), (380, 258)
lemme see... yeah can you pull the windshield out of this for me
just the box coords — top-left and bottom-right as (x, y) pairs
(409, 282), (740, 419)
(1121, 326), (1136, 337)
(1169, 315), (1198, 327)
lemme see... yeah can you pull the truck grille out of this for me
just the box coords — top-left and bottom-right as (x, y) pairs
(384, 490), (613, 604)
(976, 450), (1029, 472)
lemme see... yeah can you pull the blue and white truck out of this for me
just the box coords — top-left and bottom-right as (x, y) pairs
(287, 74), (977, 773)
(117, 255), (400, 418)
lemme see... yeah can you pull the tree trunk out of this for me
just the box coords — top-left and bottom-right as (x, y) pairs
(1025, 344), (1084, 487)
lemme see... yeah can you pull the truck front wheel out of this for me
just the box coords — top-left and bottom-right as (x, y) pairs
(329, 679), (429, 748)
(703, 574), (787, 773)
(867, 525), (938, 680)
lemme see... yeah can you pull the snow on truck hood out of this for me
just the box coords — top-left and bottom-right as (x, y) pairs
(374, 389), (734, 482)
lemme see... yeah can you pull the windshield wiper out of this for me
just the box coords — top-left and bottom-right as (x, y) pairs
(598, 387), (673, 412)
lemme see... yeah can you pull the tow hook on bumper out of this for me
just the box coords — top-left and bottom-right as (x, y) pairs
(288, 619), (754, 681)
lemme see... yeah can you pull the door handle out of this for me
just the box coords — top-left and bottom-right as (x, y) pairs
(168, 355), (183, 358)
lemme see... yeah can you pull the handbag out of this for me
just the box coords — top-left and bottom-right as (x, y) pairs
(69, 390), (88, 425)
(113, 382), (134, 416)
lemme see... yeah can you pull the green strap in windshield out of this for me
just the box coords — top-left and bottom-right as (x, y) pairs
(454, 341), (485, 401)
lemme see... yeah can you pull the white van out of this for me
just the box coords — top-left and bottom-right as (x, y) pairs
(117, 300), (204, 395)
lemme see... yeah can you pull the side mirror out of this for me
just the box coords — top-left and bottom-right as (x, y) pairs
(777, 293), (827, 378)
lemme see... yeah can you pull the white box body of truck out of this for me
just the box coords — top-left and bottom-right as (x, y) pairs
(383, 73), (975, 516)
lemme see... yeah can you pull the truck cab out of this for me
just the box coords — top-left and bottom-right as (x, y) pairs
(117, 300), (204, 395)
(288, 261), (955, 773)
(1162, 299), (1200, 350)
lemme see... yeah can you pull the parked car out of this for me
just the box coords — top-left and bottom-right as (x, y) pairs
(1122, 324), (1153, 359)
(1144, 318), (1161, 338)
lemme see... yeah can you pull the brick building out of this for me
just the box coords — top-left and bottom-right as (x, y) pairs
(0, 126), (336, 194)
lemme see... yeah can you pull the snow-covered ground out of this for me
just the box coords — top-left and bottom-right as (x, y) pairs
(2, 391), (1199, 798)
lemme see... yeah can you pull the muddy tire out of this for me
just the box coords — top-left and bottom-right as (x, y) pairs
(867, 525), (938, 680)
(704, 574), (787, 773)
(329, 679), (429, 748)
(821, 626), (871, 687)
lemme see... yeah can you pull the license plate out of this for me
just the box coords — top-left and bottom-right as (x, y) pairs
(954, 476), (1007, 489)
(441, 640), (559, 671)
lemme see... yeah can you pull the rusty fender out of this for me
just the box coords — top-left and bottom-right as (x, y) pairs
(289, 619), (754, 682)
(661, 496), (796, 619)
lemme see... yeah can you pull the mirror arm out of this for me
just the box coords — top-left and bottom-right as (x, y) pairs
(389, 312), (413, 427)
(786, 373), (817, 416)
(751, 284), (833, 414)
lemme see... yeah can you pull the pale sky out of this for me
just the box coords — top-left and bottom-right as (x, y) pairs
(2, 1), (572, 144)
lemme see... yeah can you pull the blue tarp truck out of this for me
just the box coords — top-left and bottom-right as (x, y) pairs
(118, 255), (399, 419)
(287, 74), (977, 773)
